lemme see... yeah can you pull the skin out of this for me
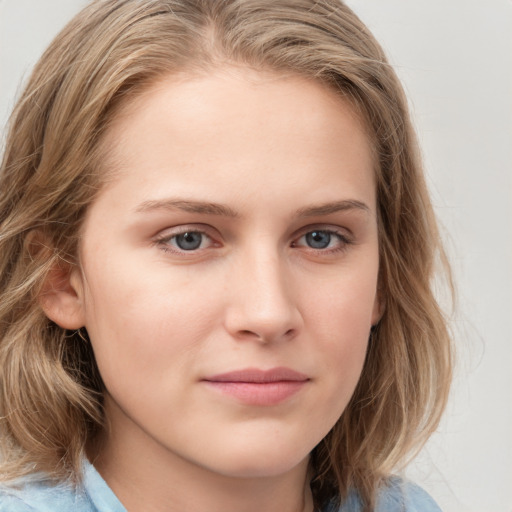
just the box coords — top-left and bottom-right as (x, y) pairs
(43, 67), (381, 512)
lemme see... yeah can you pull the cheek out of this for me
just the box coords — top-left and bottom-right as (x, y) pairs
(303, 269), (377, 393)
(306, 262), (378, 337)
(314, 305), (369, 396)
(80, 259), (220, 383)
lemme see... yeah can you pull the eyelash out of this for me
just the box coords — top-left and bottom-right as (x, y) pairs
(153, 226), (353, 255)
(153, 227), (217, 254)
(291, 228), (352, 254)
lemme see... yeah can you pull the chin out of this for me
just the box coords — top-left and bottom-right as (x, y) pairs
(206, 444), (311, 479)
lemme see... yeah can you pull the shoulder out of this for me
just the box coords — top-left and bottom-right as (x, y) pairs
(0, 461), (126, 512)
(0, 476), (94, 512)
(375, 478), (442, 512)
(327, 477), (442, 512)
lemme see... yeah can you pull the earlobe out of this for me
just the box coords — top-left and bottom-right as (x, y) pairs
(39, 264), (86, 330)
(371, 292), (385, 326)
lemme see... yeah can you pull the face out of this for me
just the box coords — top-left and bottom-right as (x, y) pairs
(69, 68), (381, 481)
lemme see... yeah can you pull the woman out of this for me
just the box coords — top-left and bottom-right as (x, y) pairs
(0, 1), (452, 511)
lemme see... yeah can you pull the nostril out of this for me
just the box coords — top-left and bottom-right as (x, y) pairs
(235, 327), (297, 343)
(239, 329), (258, 338)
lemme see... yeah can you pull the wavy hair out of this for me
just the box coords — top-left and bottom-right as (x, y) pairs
(0, 1), (452, 510)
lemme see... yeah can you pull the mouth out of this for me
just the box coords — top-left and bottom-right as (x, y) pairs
(202, 367), (310, 406)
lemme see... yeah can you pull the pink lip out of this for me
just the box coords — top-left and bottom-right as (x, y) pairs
(202, 367), (309, 406)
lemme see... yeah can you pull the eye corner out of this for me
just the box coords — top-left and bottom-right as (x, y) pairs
(152, 224), (223, 256)
(291, 226), (354, 255)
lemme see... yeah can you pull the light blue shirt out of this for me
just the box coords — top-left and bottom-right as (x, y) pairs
(0, 459), (442, 511)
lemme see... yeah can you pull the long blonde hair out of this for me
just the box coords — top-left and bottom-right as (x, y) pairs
(0, 1), (452, 510)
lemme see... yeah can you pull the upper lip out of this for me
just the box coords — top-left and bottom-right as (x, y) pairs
(203, 367), (309, 383)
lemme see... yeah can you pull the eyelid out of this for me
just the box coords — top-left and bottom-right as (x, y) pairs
(291, 225), (354, 252)
(151, 223), (354, 256)
(152, 224), (220, 254)
(292, 223), (353, 241)
(154, 223), (211, 237)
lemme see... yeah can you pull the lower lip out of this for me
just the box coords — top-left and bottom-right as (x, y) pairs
(203, 381), (307, 406)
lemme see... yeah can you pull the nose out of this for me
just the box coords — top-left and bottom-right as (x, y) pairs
(223, 247), (303, 344)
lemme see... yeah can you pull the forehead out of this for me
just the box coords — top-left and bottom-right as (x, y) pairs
(102, 67), (372, 158)
(92, 67), (376, 215)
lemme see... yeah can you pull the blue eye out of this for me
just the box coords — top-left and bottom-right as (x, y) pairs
(293, 228), (350, 252)
(172, 232), (205, 251)
(305, 230), (332, 249)
(154, 226), (218, 255)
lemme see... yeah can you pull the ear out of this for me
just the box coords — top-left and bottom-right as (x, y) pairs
(371, 289), (385, 326)
(39, 260), (86, 330)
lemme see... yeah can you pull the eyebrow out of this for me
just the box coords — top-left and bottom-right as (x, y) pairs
(134, 198), (370, 218)
(296, 199), (371, 217)
(135, 199), (240, 218)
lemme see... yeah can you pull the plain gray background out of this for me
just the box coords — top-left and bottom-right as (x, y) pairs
(1, 1), (511, 511)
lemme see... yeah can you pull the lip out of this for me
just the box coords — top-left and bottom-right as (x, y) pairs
(202, 367), (310, 406)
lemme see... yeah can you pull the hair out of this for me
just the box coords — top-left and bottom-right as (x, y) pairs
(0, 1), (452, 510)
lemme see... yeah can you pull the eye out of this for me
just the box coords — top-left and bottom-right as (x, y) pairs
(304, 230), (333, 249)
(173, 232), (206, 251)
(293, 228), (351, 252)
(154, 228), (215, 253)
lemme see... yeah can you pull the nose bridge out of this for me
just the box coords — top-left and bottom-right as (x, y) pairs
(225, 241), (301, 342)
